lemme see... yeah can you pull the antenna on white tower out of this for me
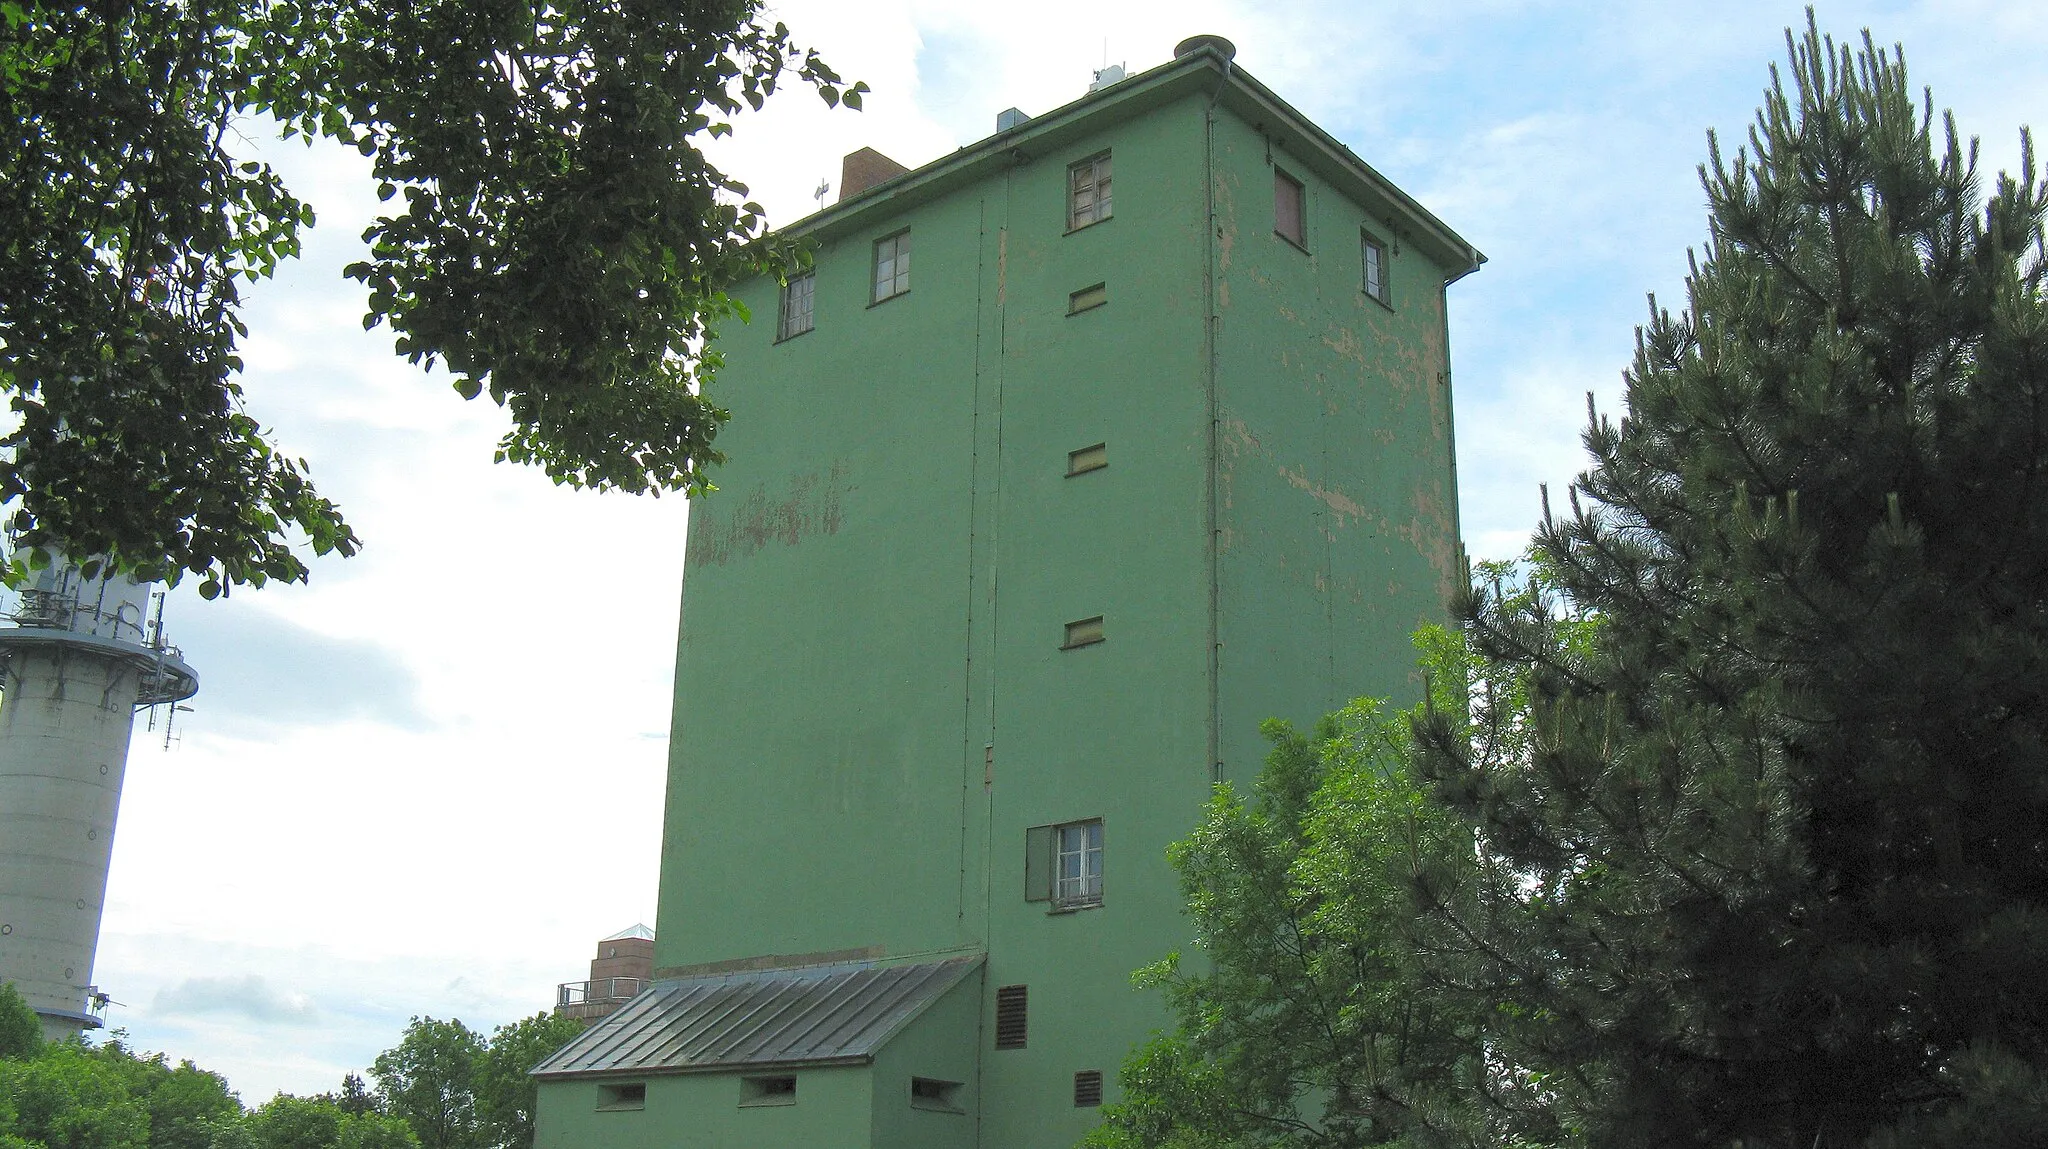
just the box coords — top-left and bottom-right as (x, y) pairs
(0, 552), (199, 1041)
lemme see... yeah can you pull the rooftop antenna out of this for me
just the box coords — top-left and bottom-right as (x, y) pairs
(813, 179), (830, 211)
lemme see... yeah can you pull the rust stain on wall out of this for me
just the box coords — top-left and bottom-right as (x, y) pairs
(687, 461), (853, 568)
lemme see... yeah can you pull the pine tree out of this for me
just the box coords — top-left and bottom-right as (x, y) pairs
(1411, 14), (2048, 1147)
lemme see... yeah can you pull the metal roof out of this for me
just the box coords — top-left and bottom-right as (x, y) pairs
(601, 923), (655, 942)
(531, 955), (981, 1078)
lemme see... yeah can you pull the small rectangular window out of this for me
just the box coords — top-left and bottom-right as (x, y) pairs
(1067, 443), (1107, 476)
(1362, 231), (1390, 305)
(1068, 152), (1112, 230)
(1062, 616), (1104, 649)
(740, 1075), (797, 1107)
(778, 272), (815, 340)
(1074, 1070), (1104, 1108)
(597, 1082), (646, 1111)
(910, 1077), (965, 1112)
(1068, 282), (1108, 315)
(994, 985), (1028, 1049)
(872, 230), (910, 303)
(1274, 169), (1305, 248)
(1055, 820), (1104, 907)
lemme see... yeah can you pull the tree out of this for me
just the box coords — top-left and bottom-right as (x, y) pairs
(0, 983), (38, 1061)
(1087, 696), (1519, 1149)
(0, 1041), (152, 1149)
(471, 1014), (582, 1149)
(370, 1018), (483, 1149)
(1, 0), (863, 596)
(1103, 15), (2048, 1149)
(243, 1094), (415, 1149)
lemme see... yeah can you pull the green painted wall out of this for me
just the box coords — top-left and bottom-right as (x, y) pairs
(1208, 113), (1462, 783)
(870, 971), (984, 1148)
(536, 1066), (874, 1149)
(538, 50), (1470, 1149)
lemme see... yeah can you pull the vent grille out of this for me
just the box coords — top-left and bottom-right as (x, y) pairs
(1074, 1069), (1103, 1107)
(994, 984), (1028, 1049)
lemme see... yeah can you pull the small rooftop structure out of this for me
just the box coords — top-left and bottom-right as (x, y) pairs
(555, 924), (656, 1024)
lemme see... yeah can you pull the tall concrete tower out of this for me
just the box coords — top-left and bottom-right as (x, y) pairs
(0, 556), (198, 1040)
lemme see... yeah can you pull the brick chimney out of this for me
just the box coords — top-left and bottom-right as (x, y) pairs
(839, 147), (910, 202)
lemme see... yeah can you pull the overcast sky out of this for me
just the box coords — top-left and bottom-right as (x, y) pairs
(50, 0), (2048, 1101)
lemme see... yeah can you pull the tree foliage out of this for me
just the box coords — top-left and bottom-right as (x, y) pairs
(1101, 15), (2048, 1149)
(0, 986), (37, 1063)
(470, 1014), (581, 1149)
(369, 1018), (481, 1149)
(0, 0), (862, 595)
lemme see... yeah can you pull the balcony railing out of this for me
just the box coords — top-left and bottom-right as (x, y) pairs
(555, 977), (644, 1021)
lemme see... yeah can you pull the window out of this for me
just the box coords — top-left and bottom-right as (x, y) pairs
(1056, 820), (1104, 906)
(872, 230), (910, 303)
(1074, 1070), (1104, 1108)
(1068, 152), (1112, 230)
(1067, 443), (1107, 476)
(910, 1078), (965, 1112)
(1362, 231), (1390, 305)
(1274, 168), (1305, 247)
(1061, 616), (1104, 649)
(597, 1082), (646, 1111)
(1068, 282), (1108, 314)
(994, 985), (1028, 1049)
(740, 1075), (797, 1107)
(1026, 819), (1105, 908)
(778, 271), (814, 340)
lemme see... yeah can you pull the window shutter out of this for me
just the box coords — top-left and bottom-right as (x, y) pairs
(1073, 1070), (1104, 1107)
(995, 984), (1028, 1049)
(1024, 825), (1052, 902)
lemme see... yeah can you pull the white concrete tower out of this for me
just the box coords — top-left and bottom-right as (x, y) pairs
(0, 557), (197, 1041)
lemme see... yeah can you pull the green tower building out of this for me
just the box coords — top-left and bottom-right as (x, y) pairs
(533, 35), (1481, 1149)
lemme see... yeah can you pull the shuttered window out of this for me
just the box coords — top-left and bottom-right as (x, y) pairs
(1069, 152), (1112, 229)
(995, 984), (1028, 1049)
(1074, 1070), (1104, 1107)
(1274, 169), (1305, 247)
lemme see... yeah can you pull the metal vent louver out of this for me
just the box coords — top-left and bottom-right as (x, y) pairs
(994, 984), (1027, 1049)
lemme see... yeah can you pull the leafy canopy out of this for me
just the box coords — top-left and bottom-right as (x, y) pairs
(0, 0), (862, 596)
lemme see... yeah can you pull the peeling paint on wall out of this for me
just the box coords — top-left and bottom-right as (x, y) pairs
(685, 461), (853, 568)
(1278, 464), (1367, 523)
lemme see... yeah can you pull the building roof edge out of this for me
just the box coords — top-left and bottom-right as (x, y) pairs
(770, 44), (1483, 283)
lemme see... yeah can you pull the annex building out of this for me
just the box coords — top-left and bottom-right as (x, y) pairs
(532, 34), (1482, 1149)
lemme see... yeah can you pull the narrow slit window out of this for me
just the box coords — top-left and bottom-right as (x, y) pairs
(872, 230), (911, 303)
(1362, 231), (1390, 305)
(778, 271), (815, 340)
(1074, 1070), (1104, 1108)
(598, 1082), (646, 1111)
(1062, 616), (1104, 649)
(1274, 169), (1305, 247)
(1067, 443), (1107, 476)
(740, 1075), (797, 1106)
(1068, 152), (1112, 230)
(1068, 282), (1108, 314)
(995, 984), (1028, 1049)
(910, 1078), (964, 1112)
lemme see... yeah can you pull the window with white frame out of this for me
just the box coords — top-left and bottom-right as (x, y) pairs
(1055, 820), (1103, 906)
(872, 230), (910, 303)
(1024, 818), (1104, 909)
(778, 271), (815, 339)
(1362, 231), (1390, 306)
(1068, 152), (1112, 230)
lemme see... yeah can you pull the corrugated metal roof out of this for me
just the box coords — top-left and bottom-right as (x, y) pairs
(532, 954), (981, 1078)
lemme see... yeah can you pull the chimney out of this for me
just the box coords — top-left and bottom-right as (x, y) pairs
(838, 147), (910, 202)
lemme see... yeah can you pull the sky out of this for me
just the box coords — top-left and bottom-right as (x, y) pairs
(29, 0), (2048, 1102)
